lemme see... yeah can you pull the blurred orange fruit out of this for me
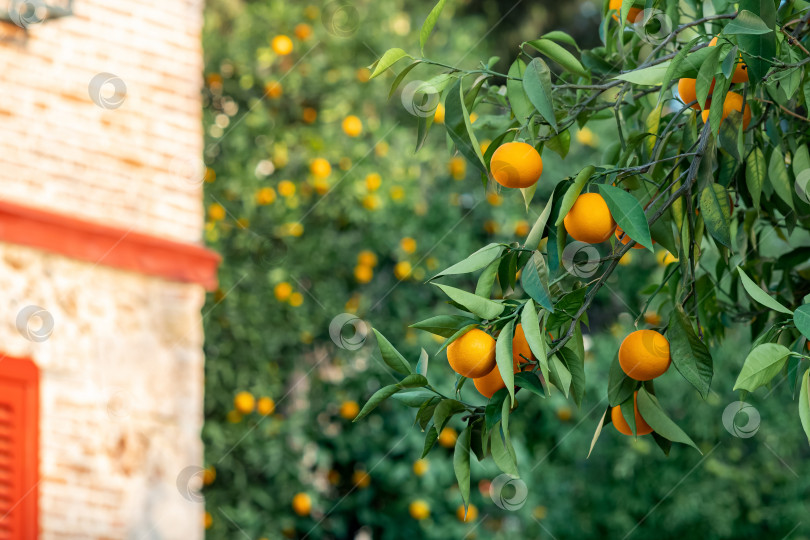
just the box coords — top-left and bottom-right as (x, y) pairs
(294, 23), (312, 40)
(342, 115), (363, 137)
(271, 35), (293, 55)
(438, 426), (458, 448)
(292, 493), (312, 516)
(457, 504), (479, 522)
(310, 158), (331, 178)
(409, 500), (430, 520)
(234, 391), (255, 414)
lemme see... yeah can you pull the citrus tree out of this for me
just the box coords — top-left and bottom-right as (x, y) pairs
(359, 0), (810, 517)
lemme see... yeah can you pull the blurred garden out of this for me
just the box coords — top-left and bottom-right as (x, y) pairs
(199, 1), (810, 539)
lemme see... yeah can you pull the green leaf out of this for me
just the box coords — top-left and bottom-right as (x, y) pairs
(722, 10), (773, 35)
(398, 374), (429, 388)
(545, 129), (571, 159)
(613, 63), (670, 86)
(699, 184), (732, 249)
(608, 353), (637, 407)
(515, 371), (546, 397)
(521, 253), (554, 312)
(525, 194), (555, 250)
(559, 345), (586, 407)
(507, 59), (533, 124)
(496, 319), (516, 405)
(526, 38), (588, 78)
(733, 343), (792, 392)
(411, 315), (480, 338)
(736, 1), (776, 80)
(432, 243), (504, 279)
(799, 369), (810, 446)
(419, 0), (449, 54)
(768, 148), (795, 211)
(745, 147), (766, 208)
(695, 46), (722, 112)
(370, 48), (412, 79)
(794, 305), (810, 340)
(486, 388), (508, 432)
(490, 421), (519, 476)
(434, 284), (504, 320)
(587, 409), (608, 458)
(521, 301), (550, 390)
(540, 30), (579, 49)
(598, 184), (653, 250)
(792, 145), (810, 182)
(453, 424), (472, 510)
(433, 399), (466, 431)
(475, 258), (500, 298)
(523, 58), (558, 131)
(372, 329), (412, 375)
(445, 79), (487, 173)
(388, 61), (422, 100)
(658, 38), (700, 103)
(667, 306), (713, 398)
(392, 389), (434, 407)
(355, 385), (401, 421)
(555, 166), (595, 226)
(736, 267), (794, 315)
(421, 426), (438, 458)
(548, 354), (572, 397)
(636, 388), (701, 451)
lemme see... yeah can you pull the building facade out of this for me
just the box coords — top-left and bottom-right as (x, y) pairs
(0, 0), (214, 537)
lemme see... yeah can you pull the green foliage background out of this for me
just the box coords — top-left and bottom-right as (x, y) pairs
(201, 1), (810, 539)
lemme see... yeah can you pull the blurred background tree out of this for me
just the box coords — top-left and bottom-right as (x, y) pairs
(201, 1), (810, 539)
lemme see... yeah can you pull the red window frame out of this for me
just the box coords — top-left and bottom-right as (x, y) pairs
(0, 357), (39, 539)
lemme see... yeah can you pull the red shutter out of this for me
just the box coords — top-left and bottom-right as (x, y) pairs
(0, 358), (39, 540)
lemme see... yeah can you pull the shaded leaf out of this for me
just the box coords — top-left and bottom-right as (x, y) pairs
(434, 284), (505, 319)
(745, 147), (766, 208)
(636, 388), (701, 451)
(496, 319), (516, 405)
(453, 424), (472, 509)
(526, 38), (588, 78)
(736, 267), (793, 315)
(355, 385), (400, 421)
(699, 184), (732, 249)
(668, 306), (713, 398)
(372, 329), (412, 375)
(794, 305), (810, 340)
(411, 314), (480, 338)
(733, 343), (792, 392)
(432, 243), (504, 279)
(598, 184), (653, 250)
(523, 58), (558, 131)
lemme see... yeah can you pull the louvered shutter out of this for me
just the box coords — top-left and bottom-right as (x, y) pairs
(0, 358), (39, 539)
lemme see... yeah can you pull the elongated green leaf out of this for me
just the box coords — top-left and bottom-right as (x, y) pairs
(526, 38), (588, 78)
(696, 46), (722, 111)
(475, 258), (500, 298)
(507, 59), (533, 124)
(722, 9), (773, 34)
(496, 319), (516, 405)
(745, 147), (766, 208)
(736, 267), (794, 315)
(392, 389), (434, 407)
(411, 315), (480, 338)
(525, 194), (555, 250)
(668, 306), (713, 398)
(421, 426), (438, 457)
(514, 371), (546, 397)
(608, 353), (637, 407)
(792, 145), (810, 181)
(419, 0), (449, 53)
(659, 38), (700, 103)
(768, 148), (795, 211)
(800, 369), (810, 446)
(545, 129), (571, 159)
(598, 184), (653, 250)
(434, 283), (504, 320)
(398, 374), (429, 388)
(490, 422), (519, 476)
(454, 424), (472, 510)
(733, 343), (792, 392)
(372, 329), (412, 374)
(388, 61), (421, 100)
(541, 30), (579, 49)
(700, 184), (732, 249)
(636, 388), (701, 451)
(370, 48), (412, 79)
(587, 409), (608, 458)
(559, 346), (586, 407)
(794, 305), (810, 340)
(445, 79), (487, 173)
(433, 399), (466, 431)
(355, 385), (401, 421)
(486, 388), (508, 432)
(613, 63), (670, 86)
(737, 1), (776, 80)
(521, 301), (550, 390)
(523, 58), (558, 131)
(432, 243), (504, 279)
(555, 166), (595, 226)
(521, 253), (554, 312)
(548, 354), (572, 397)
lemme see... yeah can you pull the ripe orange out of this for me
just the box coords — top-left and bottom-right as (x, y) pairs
(448, 156), (466, 180)
(342, 115), (363, 137)
(409, 500), (430, 520)
(615, 226), (645, 249)
(490, 142), (543, 188)
(677, 78), (714, 110)
(563, 193), (616, 243)
(438, 426), (458, 448)
(611, 391), (653, 435)
(257, 396), (275, 415)
(434, 103), (445, 124)
(302, 107), (317, 123)
(394, 261), (412, 280)
(292, 493), (312, 516)
(310, 158), (332, 178)
(265, 81), (283, 98)
(512, 324), (534, 365)
(272, 35), (293, 56)
(256, 187), (276, 205)
(472, 324), (532, 398)
(352, 470), (370, 489)
(294, 23), (312, 40)
(609, 0), (642, 22)
(339, 400), (359, 419)
(701, 91), (751, 130)
(357, 250), (377, 267)
(234, 391), (255, 414)
(412, 459), (429, 476)
(709, 36), (748, 83)
(457, 504), (479, 522)
(354, 265), (373, 284)
(447, 329), (497, 378)
(618, 329), (671, 380)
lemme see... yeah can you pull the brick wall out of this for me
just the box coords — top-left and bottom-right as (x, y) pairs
(0, 0), (205, 243)
(0, 0), (208, 537)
